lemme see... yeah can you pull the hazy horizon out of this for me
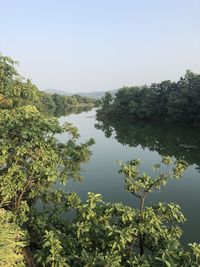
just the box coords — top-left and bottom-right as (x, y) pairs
(1, 0), (200, 92)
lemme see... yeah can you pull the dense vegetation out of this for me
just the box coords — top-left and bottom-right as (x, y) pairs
(0, 54), (94, 265)
(97, 71), (200, 125)
(1, 54), (200, 266)
(0, 209), (26, 267)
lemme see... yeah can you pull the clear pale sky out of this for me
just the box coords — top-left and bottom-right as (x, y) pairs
(1, 0), (200, 92)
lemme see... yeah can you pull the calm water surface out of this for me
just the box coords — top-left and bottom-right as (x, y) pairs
(58, 109), (200, 245)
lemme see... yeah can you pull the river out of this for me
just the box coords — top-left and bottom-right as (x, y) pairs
(58, 108), (200, 245)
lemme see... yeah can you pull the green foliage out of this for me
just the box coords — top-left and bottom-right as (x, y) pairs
(0, 208), (26, 267)
(0, 54), (94, 265)
(100, 92), (113, 110)
(97, 71), (200, 125)
(36, 230), (70, 267)
(118, 157), (188, 198)
(0, 104), (94, 215)
(28, 158), (199, 266)
(0, 54), (40, 109)
(0, 54), (18, 90)
(1, 53), (200, 266)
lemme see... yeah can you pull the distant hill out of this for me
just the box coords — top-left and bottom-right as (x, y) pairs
(45, 89), (72, 95)
(45, 89), (118, 99)
(77, 90), (118, 99)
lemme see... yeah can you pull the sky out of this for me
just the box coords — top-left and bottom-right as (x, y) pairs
(1, 0), (200, 92)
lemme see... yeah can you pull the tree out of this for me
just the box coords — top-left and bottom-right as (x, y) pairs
(97, 71), (200, 125)
(101, 92), (113, 109)
(0, 54), (94, 265)
(29, 157), (200, 266)
(0, 55), (94, 218)
(0, 105), (94, 215)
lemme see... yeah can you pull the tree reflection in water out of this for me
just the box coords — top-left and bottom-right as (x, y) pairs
(95, 117), (200, 170)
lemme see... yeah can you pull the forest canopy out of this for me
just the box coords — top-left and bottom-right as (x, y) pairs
(98, 71), (200, 125)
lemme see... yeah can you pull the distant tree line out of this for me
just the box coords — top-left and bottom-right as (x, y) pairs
(38, 91), (96, 116)
(98, 71), (200, 125)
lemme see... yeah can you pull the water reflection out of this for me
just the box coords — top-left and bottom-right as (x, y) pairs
(59, 109), (200, 244)
(95, 117), (200, 170)
(48, 105), (94, 117)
